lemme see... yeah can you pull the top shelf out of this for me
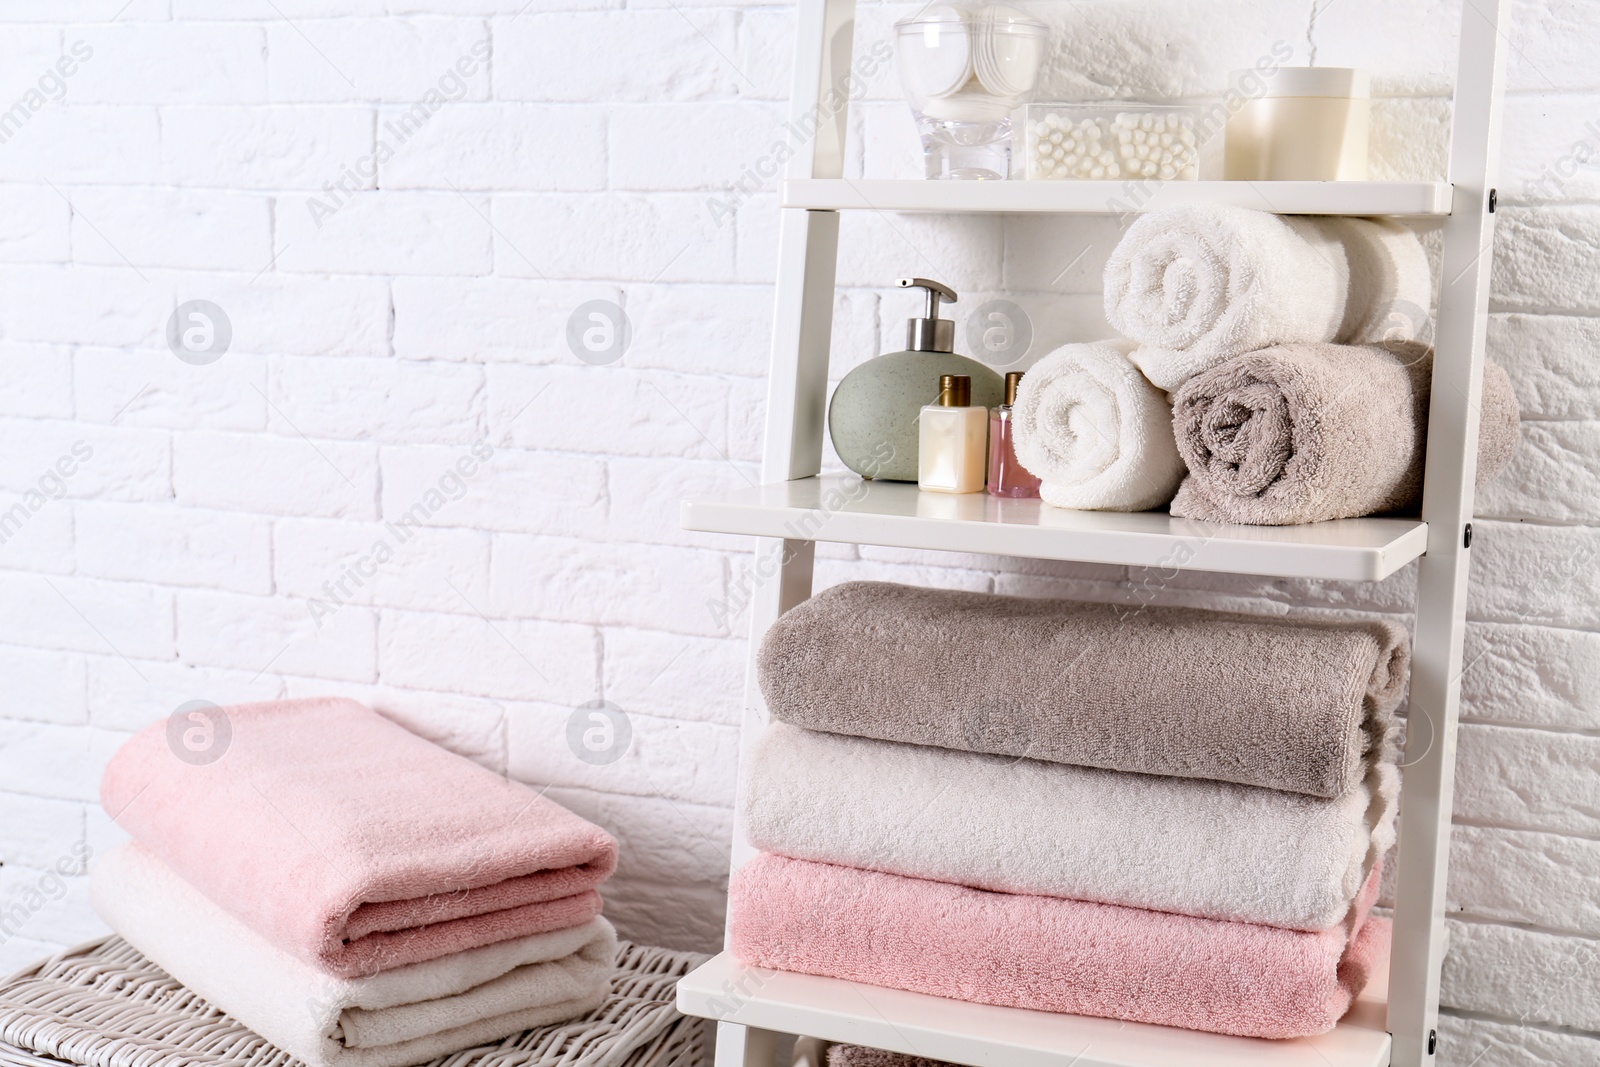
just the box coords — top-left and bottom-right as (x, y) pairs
(782, 178), (1454, 216)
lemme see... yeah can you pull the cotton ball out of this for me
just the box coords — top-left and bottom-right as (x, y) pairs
(1159, 164), (1176, 180)
(1142, 160), (1157, 177)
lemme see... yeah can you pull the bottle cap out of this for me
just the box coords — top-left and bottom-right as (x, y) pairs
(898, 277), (958, 353)
(1005, 370), (1024, 406)
(937, 374), (972, 407)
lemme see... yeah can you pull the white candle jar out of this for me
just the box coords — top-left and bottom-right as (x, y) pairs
(1224, 67), (1370, 181)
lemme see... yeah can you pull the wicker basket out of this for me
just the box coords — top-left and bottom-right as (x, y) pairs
(0, 936), (710, 1067)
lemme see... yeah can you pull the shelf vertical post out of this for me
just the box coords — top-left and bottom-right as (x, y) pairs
(718, 0), (855, 1063)
(1388, 1), (1511, 1064)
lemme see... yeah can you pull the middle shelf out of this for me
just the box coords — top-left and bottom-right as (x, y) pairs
(681, 475), (1428, 582)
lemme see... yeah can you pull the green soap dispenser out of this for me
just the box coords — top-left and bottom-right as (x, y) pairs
(828, 278), (1005, 482)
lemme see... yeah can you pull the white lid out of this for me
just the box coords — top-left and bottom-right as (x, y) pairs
(1238, 66), (1369, 99)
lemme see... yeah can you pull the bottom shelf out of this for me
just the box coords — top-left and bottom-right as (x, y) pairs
(676, 952), (1391, 1067)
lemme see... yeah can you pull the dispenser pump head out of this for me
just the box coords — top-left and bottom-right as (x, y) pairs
(897, 277), (958, 353)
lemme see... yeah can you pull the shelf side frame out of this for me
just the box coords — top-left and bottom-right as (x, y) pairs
(1387, 2), (1512, 1065)
(716, 0), (854, 1063)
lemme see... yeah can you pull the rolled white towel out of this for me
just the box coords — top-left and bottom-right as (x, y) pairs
(1011, 339), (1185, 511)
(1106, 204), (1431, 391)
(1329, 216), (1434, 344)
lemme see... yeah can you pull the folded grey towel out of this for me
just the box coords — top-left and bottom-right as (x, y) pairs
(1169, 341), (1520, 526)
(758, 581), (1408, 799)
(747, 722), (1397, 931)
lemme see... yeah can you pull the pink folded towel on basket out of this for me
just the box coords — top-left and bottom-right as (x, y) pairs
(101, 698), (618, 978)
(730, 853), (1389, 1040)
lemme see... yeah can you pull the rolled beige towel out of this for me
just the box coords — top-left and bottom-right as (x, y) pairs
(1170, 342), (1520, 526)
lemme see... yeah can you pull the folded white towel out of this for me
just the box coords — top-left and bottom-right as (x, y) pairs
(91, 843), (615, 1067)
(744, 722), (1398, 932)
(1106, 204), (1431, 391)
(1010, 339), (1185, 511)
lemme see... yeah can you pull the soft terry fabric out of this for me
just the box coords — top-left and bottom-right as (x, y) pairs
(759, 581), (1407, 798)
(92, 843), (616, 1067)
(100, 697), (617, 977)
(829, 1047), (950, 1067)
(745, 723), (1395, 931)
(1105, 204), (1431, 391)
(1010, 339), (1185, 511)
(730, 853), (1389, 1040)
(1169, 342), (1520, 525)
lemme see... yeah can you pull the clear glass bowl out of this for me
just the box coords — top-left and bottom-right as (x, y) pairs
(1023, 103), (1203, 181)
(896, 5), (1050, 180)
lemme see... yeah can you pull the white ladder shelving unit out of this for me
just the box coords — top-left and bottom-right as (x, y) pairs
(674, 2), (1510, 1065)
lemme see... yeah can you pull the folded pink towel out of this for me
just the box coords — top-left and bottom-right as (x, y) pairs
(101, 698), (617, 978)
(730, 854), (1387, 1040)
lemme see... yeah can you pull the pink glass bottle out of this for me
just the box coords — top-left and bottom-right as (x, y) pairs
(987, 371), (1041, 498)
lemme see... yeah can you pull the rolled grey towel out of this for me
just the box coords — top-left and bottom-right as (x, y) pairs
(1169, 341), (1520, 526)
(758, 581), (1409, 799)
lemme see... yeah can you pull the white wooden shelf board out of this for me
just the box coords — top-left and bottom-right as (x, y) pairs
(677, 952), (1392, 1067)
(681, 476), (1428, 582)
(781, 178), (1453, 216)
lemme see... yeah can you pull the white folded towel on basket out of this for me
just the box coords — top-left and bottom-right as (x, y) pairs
(1011, 339), (1185, 511)
(91, 843), (616, 1067)
(1104, 204), (1432, 391)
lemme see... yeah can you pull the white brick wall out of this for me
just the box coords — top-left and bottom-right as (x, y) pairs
(0, 4), (1595, 1063)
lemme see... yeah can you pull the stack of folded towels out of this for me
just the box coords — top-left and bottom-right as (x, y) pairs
(1010, 202), (1520, 522)
(94, 697), (620, 1067)
(731, 580), (1407, 1040)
